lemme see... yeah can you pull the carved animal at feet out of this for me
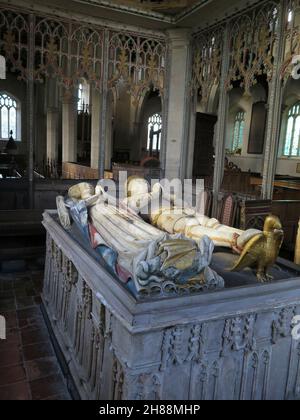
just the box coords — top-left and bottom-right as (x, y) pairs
(231, 215), (284, 282)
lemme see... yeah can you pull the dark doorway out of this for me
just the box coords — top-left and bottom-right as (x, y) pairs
(193, 113), (217, 178)
(248, 101), (267, 155)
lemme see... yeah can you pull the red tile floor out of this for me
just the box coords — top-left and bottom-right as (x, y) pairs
(0, 269), (71, 400)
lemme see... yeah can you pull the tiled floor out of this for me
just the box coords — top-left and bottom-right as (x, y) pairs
(0, 268), (71, 400)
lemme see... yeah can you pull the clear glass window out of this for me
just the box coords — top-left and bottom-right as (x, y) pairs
(283, 103), (300, 156)
(231, 111), (245, 152)
(147, 113), (162, 152)
(0, 92), (18, 140)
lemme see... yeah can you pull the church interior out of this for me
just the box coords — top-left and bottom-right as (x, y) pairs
(1, 0), (300, 401)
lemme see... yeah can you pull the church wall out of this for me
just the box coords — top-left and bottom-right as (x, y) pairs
(226, 85), (266, 175)
(228, 156), (300, 180)
(276, 158), (300, 177)
(226, 81), (300, 178)
(275, 77), (300, 178)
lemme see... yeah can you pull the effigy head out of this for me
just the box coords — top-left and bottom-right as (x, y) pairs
(68, 183), (95, 200)
(126, 176), (150, 198)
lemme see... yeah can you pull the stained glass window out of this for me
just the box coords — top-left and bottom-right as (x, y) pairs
(283, 103), (300, 156)
(231, 111), (245, 152)
(0, 93), (18, 140)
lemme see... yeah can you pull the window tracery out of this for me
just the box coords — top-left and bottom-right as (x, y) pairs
(283, 102), (300, 156)
(147, 113), (162, 152)
(0, 92), (18, 140)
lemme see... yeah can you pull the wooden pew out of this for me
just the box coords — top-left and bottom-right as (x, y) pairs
(239, 199), (272, 230)
(112, 163), (162, 182)
(222, 172), (257, 196)
(251, 176), (300, 200)
(271, 200), (300, 258)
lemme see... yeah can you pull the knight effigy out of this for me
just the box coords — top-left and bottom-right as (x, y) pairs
(56, 177), (284, 298)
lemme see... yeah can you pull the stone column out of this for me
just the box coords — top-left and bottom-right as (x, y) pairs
(46, 108), (59, 162)
(164, 29), (191, 180)
(261, 2), (286, 200)
(62, 93), (77, 163)
(91, 89), (101, 169)
(212, 24), (230, 217)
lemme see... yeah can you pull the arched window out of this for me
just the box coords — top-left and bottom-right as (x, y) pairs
(231, 111), (245, 153)
(147, 113), (162, 152)
(284, 102), (300, 156)
(77, 80), (90, 112)
(0, 92), (19, 140)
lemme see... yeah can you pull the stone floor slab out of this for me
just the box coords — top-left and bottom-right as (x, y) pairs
(0, 266), (71, 400)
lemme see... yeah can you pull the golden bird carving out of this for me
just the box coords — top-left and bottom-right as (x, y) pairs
(231, 215), (284, 282)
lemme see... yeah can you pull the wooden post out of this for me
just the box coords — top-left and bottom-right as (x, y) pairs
(211, 24), (230, 217)
(99, 29), (109, 179)
(27, 14), (35, 208)
(261, 1), (286, 200)
(295, 218), (300, 265)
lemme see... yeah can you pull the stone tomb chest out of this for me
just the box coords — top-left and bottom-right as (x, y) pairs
(42, 210), (300, 400)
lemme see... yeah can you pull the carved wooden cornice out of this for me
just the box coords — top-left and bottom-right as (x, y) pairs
(70, 0), (210, 24)
(0, 0), (167, 38)
(0, 4), (167, 102)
